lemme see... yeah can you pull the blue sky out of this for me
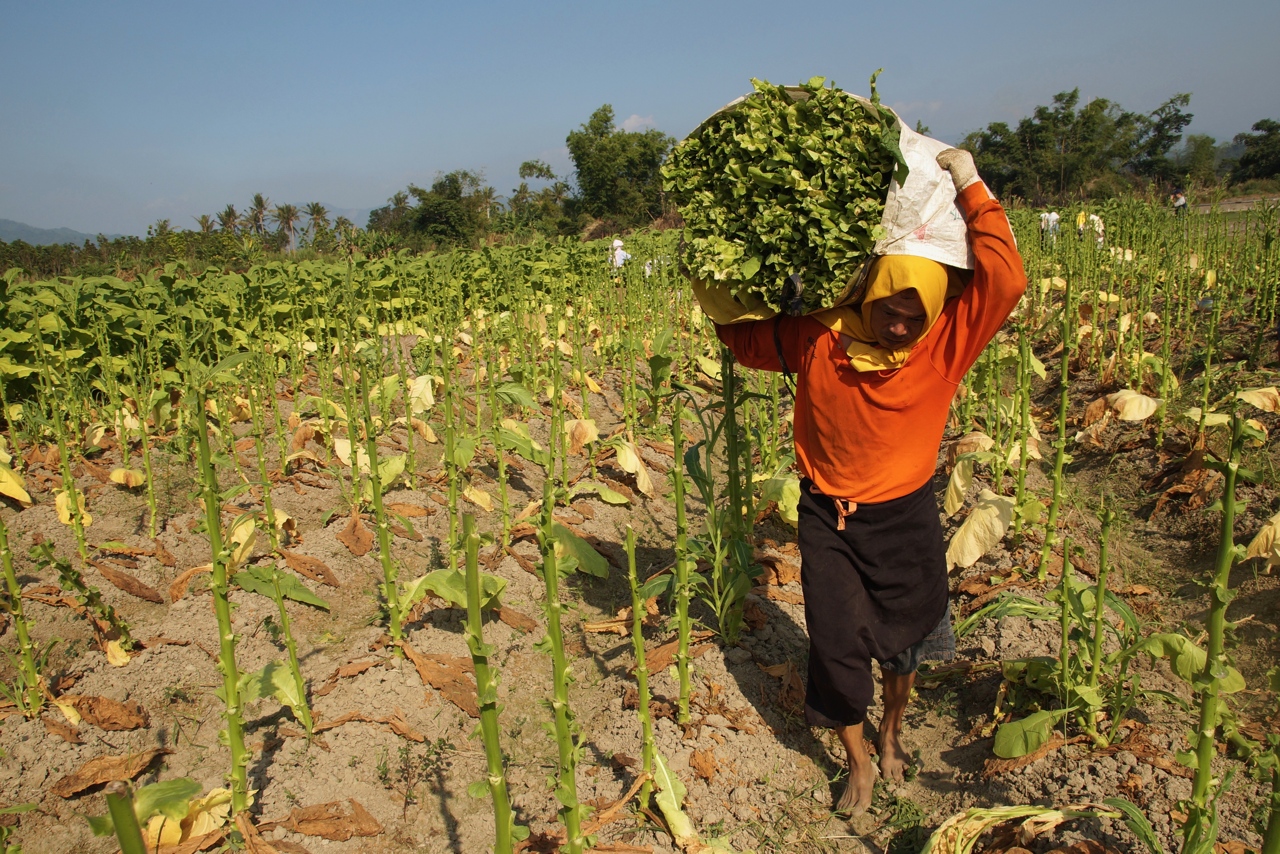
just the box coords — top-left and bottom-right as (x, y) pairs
(2, 0), (1277, 236)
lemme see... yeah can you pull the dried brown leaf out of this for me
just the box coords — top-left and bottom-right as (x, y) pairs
(336, 513), (374, 556)
(385, 502), (431, 517)
(381, 708), (425, 742)
(91, 560), (164, 603)
(1083, 396), (1109, 428)
(170, 565), (212, 602)
(496, 606), (537, 633)
(66, 695), (150, 731)
(50, 746), (171, 798)
(690, 748), (718, 783)
(153, 539), (177, 567)
(397, 641), (479, 717)
(281, 551), (340, 588)
(236, 814), (281, 854)
(274, 799), (382, 841)
(760, 660), (805, 716)
(42, 714), (83, 743)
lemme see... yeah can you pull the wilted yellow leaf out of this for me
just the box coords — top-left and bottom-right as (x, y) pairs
(1183, 407), (1231, 428)
(54, 700), (82, 726)
(565, 419), (599, 455)
(556, 340), (574, 357)
(227, 515), (257, 571)
(463, 484), (494, 512)
(946, 490), (1016, 570)
(406, 375), (436, 415)
(1107, 389), (1162, 421)
(409, 417), (439, 444)
(109, 468), (147, 489)
(144, 814), (185, 847)
(944, 458), (973, 516)
(1246, 512), (1280, 566)
(0, 463), (33, 505)
(1236, 387), (1280, 413)
(613, 440), (653, 496)
(105, 640), (131, 667)
(55, 490), (91, 527)
(947, 431), (994, 466)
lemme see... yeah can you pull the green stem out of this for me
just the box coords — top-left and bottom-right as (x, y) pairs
(539, 470), (584, 852)
(1189, 414), (1244, 816)
(626, 527), (655, 808)
(0, 513), (44, 716)
(463, 514), (517, 854)
(195, 389), (250, 815)
(104, 782), (147, 854)
(270, 570), (313, 736)
(671, 398), (692, 725)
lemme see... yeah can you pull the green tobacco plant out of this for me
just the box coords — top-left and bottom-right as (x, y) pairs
(233, 563), (328, 737)
(626, 526), (658, 807)
(537, 464), (590, 853)
(680, 369), (762, 646)
(461, 514), (525, 853)
(190, 351), (256, 815)
(1184, 409), (1264, 850)
(0, 513), (47, 716)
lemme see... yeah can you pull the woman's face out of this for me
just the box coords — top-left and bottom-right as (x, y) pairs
(868, 289), (927, 350)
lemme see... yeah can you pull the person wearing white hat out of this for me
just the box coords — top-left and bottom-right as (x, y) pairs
(611, 239), (631, 269)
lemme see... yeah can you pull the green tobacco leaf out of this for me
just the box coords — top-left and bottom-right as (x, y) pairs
(571, 481), (630, 506)
(551, 522), (609, 578)
(377, 453), (406, 490)
(466, 779), (491, 799)
(494, 382), (536, 409)
(498, 426), (550, 468)
(993, 709), (1070, 759)
(408, 568), (506, 611)
(234, 566), (329, 610)
(452, 436), (477, 470)
(1138, 633), (1246, 693)
(651, 751), (696, 847)
(133, 777), (203, 823)
(758, 475), (800, 526)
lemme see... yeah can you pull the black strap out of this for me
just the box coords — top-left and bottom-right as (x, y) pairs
(773, 316), (797, 398)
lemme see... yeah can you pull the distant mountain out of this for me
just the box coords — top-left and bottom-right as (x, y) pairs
(0, 219), (125, 246)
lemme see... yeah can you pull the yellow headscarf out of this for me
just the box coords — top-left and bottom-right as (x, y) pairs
(814, 255), (964, 372)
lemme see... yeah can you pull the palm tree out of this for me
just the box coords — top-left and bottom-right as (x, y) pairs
(247, 193), (271, 237)
(272, 203), (301, 252)
(194, 214), (216, 233)
(302, 202), (330, 242)
(217, 204), (240, 234)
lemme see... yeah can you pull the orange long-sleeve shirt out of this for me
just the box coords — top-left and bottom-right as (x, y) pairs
(716, 182), (1027, 503)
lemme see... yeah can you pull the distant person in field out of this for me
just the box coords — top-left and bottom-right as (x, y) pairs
(714, 149), (1026, 816)
(1089, 213), (1105, 246)
(1077, 209), (1088, 239)
(611, 239), (631, 269)
(1173, 189), (1188, 217)
(1047, 210), (1060, 244)
(1040, 211), (1050, 245)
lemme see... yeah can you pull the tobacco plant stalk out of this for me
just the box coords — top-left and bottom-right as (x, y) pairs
(1187, 413), (1246, 843)
(194, 388), (251, 814)
(626, 526), (656, 807)
(671, 397), (693, 725)
(538, 470), (586, 853)
(463, 514), (518, 853)
(1039, 274), (1074, 580)
(0, 512), (44, 716)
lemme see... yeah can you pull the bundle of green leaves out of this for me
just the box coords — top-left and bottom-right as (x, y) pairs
(663, 75), (907, 315)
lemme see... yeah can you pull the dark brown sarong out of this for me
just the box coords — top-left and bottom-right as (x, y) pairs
(798, 476), (949, 728)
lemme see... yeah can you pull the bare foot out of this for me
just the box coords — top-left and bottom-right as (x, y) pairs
(878, 728), (912, 783)
(834, 754), (875, 817)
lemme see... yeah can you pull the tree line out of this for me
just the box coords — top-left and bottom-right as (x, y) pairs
(959, 89), (1280, 205)
(4, 91), (1278, 280)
